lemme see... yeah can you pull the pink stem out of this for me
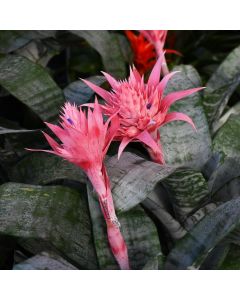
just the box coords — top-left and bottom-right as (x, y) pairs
(88, 167), (130, 270)
(155, 41), (169, 76)
(145, 130), (165, 164)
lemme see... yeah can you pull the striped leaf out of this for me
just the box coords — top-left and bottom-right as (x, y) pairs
(0, 183), (97, 269)
(0, 55), (65, 122)
(203, 45), (240, 130)
(161, 65), (212, 170)
(165, 197), (240, 269)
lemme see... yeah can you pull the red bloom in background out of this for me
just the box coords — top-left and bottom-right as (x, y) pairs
(125, 30), (181, 75)
(125, 30), (156, 75)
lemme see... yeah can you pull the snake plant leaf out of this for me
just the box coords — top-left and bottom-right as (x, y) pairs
(87, 183), (162, 270)
(15, 40), (58, 67)
(184, 202), (218, 230)
(0, 31), (57, 54)
(161, 65), (212, 170)
(203, 45), (240, 129)
(142, 253), (164, 270)
(165, 197), (240, 270)
(0, 183), (97, 269)
(213, 102), (240, 134)
(163, 168), (209, 222)
(106, 152), (175, 212)
(213, 114), (240, 160)
(212, 177), (240, 203)
(0, 55), (65, 122)
(71, 30), (126, 78)
(13, 251), (78, 270)
(220, 244), (240, 270)
(199, 243), (230, 270)
(142, 187), (187, 241)
(11, 152), (174, 212)
(209, 114), (240, 195)
(0, 127), (36, 135)
(9, 152), (86, 185)
(64, 76), (106, 105)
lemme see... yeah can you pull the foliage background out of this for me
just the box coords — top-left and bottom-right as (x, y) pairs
(0, 30), (240, 270)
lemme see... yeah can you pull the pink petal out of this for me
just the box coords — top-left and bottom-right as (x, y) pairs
(104, 114), (120, 156)
(118, 136), (133, 159)
(162, 87), (204, 111)
(92, 97), (104, 129)
(162, 112), (196, 130)
(81, 78), (111, 102)
(42, 132), (61, 153)
(147, 53), (164, 87)
(157, 71), (180, 95)
(44, 122), (66, 140)
(136, 130), (160, 154)
(101, 71), (119, 89)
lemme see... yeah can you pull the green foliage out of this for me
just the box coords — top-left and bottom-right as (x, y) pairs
(0, 30), (240, 270)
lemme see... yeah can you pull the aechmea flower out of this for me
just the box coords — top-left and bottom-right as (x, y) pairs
(125, 30), (156, 75)
(27, 99), (130, 270)
(126, 30), (181, 76)
(82, 55), (204, 164)
(140, 30), (169, 75)
(140, 30), (168, 54)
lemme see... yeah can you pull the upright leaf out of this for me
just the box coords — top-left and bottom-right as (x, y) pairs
(161, 65), (212, 170)
(0, 55), (65, 122)
(203, 45), (240, 129)
(71, 30), (126, 78)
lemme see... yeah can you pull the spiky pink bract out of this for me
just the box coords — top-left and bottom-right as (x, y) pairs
(27, 99), (130, 270)
(82, 55), (203, 164)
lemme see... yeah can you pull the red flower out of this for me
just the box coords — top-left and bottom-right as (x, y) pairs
(125, 30), (156, 75)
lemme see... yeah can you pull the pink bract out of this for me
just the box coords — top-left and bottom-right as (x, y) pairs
(82, 54), (204, 164)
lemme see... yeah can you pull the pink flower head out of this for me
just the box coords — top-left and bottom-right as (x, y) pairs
(82, 54), (204, 164)
(30, 99), (118, 197)
(27, 99), (130, 270)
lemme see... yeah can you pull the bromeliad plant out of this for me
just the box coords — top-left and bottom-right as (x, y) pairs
(1, 30), (240, 270)
(83, 54), (203, 164)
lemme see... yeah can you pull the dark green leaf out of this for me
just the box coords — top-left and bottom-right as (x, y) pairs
(0, 55), (65, 122)
(13, 251), (78, 270)
(71, 30), (126, 78)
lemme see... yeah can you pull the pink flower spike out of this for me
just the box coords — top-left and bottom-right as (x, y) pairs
(27, 100), (130, 270)
(82, 59), (203, 165)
